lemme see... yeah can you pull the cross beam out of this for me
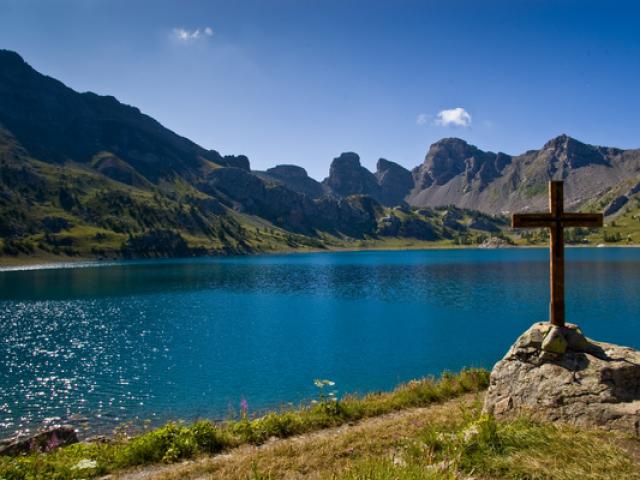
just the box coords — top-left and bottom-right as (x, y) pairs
(512, 181), (603, 327)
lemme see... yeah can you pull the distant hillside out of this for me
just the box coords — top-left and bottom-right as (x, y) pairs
(0, 50), (505, 262)
(0, 50), (249, 181)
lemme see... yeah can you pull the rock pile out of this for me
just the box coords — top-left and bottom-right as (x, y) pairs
(484, 322), (640, 435)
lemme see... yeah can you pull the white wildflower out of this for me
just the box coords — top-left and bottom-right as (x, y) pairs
(72, 459), (97, 470)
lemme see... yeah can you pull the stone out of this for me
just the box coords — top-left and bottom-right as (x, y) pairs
(541, 326), (568, 354)
(484, 322), (640, 436)
(493, 396), (513, 415)
(0, 426), (78, 456)
(563, 325), (591, 351)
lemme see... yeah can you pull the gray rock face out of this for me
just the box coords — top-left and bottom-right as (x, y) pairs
(408, 135), (640, 215)
(323, 152), (382, 199)
(320, 155), (413, 206)
(484, 322), (640, 435)
(375, 158), (413, 205)
(411, 138), (511, 193)
(261, 165), (324, 198)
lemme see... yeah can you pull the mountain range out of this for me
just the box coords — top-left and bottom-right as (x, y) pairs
(255, 136), (640, 216)
(1, 49), (638, 260)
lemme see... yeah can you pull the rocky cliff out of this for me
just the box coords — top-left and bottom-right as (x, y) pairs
(319, 153), (412, 206)
(322, 152), (382, 199)
(408, 136), (640, 214)
(257, 136), (640, 216)
(375, 158), (413, 206)
(255, 165), (324, 198)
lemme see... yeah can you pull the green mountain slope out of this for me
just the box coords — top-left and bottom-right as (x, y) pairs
(3, 49), (638, 264)
(1, 50), (502, 263)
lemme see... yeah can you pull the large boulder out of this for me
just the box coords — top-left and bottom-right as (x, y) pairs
(484, 322), (640, 435)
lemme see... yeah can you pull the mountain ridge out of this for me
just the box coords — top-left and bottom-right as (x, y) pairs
(1, 49), (639, 261)
(3, 49), (639, 215)
(1, 50), (509, 260)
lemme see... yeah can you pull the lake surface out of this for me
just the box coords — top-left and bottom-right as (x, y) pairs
(1, 248), (639, 437)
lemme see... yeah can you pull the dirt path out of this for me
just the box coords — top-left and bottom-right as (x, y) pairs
(108, 393), (479, 480)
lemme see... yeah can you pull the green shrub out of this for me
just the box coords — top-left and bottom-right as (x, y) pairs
(114, 421), (232, 466)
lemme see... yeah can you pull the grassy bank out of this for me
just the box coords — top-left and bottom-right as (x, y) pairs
(2, 368), (639, 479)
(335, 411), (640, 480)
(154, 395), (640, 480)
(0, 370), (489, 479)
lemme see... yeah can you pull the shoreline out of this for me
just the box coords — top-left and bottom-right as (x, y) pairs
(2, 242), (640, 271)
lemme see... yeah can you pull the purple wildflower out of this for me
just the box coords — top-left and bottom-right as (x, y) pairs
(46, 431), (60, 451)
(240, 398), (248, 418)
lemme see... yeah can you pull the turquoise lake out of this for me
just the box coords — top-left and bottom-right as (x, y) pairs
(1, 248), (639, 437)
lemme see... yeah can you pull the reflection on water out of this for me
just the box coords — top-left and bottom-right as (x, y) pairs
(0, 248), (639, 437)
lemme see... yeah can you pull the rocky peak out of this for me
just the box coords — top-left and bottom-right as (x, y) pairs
(415, 138), (511, 191)
(376, 158), (403, 174)
(418, 138), (478, 186)
(376, 158), (410, 179)
(542, 134), (609, 168)
(543, 133), (586, 151)
(223, 154), (250, 171)
(267, 164), (309, 179)
(329, 152), (362, 171)
(323, 152), (380, 198)
(430, 137), (475, 153)
(0, 50), (27, 68)
(0, 50), (69, 98)
(262, 164), (323, 198)
(206, 151), (250, 171)
(375, 158), (413, 205)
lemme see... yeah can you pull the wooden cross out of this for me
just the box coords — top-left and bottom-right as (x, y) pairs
(512, 181), (603, 328)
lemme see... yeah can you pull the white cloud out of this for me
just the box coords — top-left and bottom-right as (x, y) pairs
(416, 113), (429, 125)
(172, 27), (214, 43)
(434, 107), (472, 127)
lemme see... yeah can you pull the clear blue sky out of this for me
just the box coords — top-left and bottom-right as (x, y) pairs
(1, 0), (639, 179)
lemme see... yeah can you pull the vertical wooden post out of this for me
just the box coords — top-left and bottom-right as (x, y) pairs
(549, 181), (565, 327)
(512, 181), (602, 328)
